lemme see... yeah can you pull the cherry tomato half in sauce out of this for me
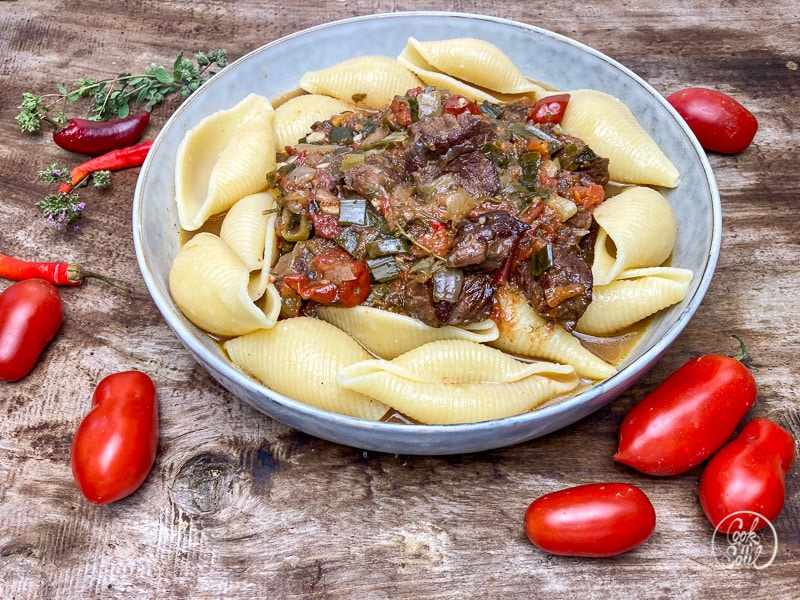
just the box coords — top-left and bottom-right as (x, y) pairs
(614, 350), (757, 476)
(699, 418), (796, 532)
(527, 93), (571, 125)
(71, 371), (159, 504)
(666, 87), (758, 154)
(524, 483), (656, 557)
(0, 279), (63, 382)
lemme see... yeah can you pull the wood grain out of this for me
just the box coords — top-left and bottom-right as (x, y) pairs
(1, 1), (798, 598)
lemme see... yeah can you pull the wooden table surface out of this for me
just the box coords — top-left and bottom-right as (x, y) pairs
(1, 1), (798, 598)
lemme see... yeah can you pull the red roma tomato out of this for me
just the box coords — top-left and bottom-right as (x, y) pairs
(527, 93), (571, 124)
(666, 87), (758, 154)
(614, 351), (757, 476)
(699, 418), (796, 532)
(71, 371), (159, 504)
(524, 483), (656, 557)
(0, 279), (63, 381)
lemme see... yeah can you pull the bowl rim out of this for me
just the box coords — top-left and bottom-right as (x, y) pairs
(133, 10), (722, 453)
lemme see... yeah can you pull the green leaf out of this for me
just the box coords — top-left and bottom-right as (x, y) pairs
(150, 65), (173, 84)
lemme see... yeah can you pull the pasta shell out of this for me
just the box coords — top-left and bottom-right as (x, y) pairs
(169, 232), (279, 337)
(403, 37), (546, 95)
(316, 305), (499, 359)
(299, 56), (423, 110)
(576, 267), (694, 336)
(176, 94), (277, 231)
(219, 191), (276, 272)
(224, 318), (390, 421)
(554, 89), (680, 187)
(337, 340), (578, 424)
(592, 186), (678, 286)
(398, 43), (502, 104)
(488, 288), (617, 380)
(273, 94), (355, 151)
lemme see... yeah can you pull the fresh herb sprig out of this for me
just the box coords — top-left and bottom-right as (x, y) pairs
(16, 49), (227, 132)
(36, 164), (111, 231)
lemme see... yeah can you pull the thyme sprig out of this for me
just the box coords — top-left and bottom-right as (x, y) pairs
(36, 164), (111, 231)
(16, 49), (227, 132)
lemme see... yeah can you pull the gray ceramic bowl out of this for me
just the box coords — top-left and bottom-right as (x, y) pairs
(133, 11), (720, 455)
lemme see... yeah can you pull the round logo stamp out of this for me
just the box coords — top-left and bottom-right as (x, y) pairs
(711, 511), (778, 570)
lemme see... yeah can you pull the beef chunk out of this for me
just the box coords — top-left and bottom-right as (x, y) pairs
(403, 279), (440, 328)
(405, 113), (499, 197)
(438, 274), (494, 325)
(447, 211), (530, 271)
(516, 245), (593, 331)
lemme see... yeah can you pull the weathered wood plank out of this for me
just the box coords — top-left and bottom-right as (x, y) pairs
(0, 1), (797, 598)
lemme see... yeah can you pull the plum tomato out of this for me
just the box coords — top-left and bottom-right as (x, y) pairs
(666, 87), (758, 154)
(524, 483), (656, 557)
(699, 418), (796, 532)
(0, 279), (63, 382)
(71, 370), (159, 504)
(614, 347), (757, 476)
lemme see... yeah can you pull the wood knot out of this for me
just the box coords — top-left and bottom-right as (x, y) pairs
(169, 453), (237, 515)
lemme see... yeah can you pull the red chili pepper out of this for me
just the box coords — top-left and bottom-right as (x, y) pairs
(56, 140), (153, 194)
(0, 252), (129, 290)
(53, 111), (150, 156)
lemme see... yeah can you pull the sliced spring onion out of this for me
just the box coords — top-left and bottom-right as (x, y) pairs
(266, 163), (296, 187)
(431, 268), (464, 303)
(279, 208), (310, 242)
(367, 256), (401, 283)
(338, 198), (369, 226)
(340, 153), (366, 172)
(366, 236), (409, 258)
(531, 244), (554, 276)
(334, 227), (360, 255)
(360, 130), (408, 151)
(479, 101), (504, 119)
(520, 151), (542, 191)
(547, 195), (578, 222)
(507, 122), (564, 153)
(330, 126), (355, 145)
(416, 89), (443, 119)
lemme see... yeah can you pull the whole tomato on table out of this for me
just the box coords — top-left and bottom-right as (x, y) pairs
(699, 418), (796, 532)
(614, 341), (757, 476)
(71, 370), (159, 504)
(666, 87), (758, 154)
(523, 482), (656, 557)
(0, 279), (63, 381)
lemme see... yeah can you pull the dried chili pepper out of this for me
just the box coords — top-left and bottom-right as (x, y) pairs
(0, 252), (129, 290)
(56, 140), (153, 194)
(53, 111), (150, 156)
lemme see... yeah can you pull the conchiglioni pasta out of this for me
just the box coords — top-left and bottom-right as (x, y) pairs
(402, 37), (546, 96)
(169, 232), (281, 337)
(337, 340), (579, 424)
(169, 38), (695, 425)
(576, 267), (693, 336)
(224, 317), (390, 420)
(553, 89), (680, 188)
(299, 55), (423, 110)
(176, 94), (277, 231)
(273, 94), (356, 151)
(316, 305), (499, 359)
(591, 186), (678, 286)
(219, 191), (276, 272)
(489, 288), (617, 380)
(397, 44), (503, 104)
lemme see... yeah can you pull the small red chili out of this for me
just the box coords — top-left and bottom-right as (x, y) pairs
(0, 252), (129, 290)
(56, 140), (153, 194)
(53, 111), (150, 156)
(528, 93), (571, 124)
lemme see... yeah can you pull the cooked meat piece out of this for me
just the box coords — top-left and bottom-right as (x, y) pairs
(403, 279), (440, 328)
(445, 149), (501, 197)
(516, 245), (593, 331)
(439, 274), (494, 325)
(447, 210), (530, 271)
